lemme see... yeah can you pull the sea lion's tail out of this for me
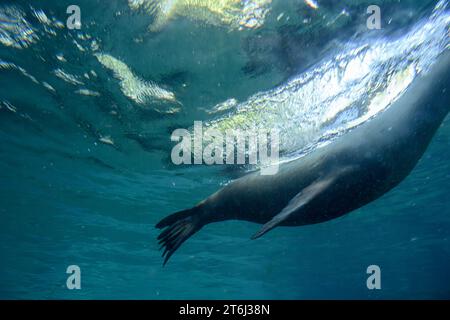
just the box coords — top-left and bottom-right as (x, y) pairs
(156, 206), (203, 266)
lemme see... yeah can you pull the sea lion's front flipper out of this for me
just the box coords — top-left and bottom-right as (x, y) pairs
(251, 175), (337, 239)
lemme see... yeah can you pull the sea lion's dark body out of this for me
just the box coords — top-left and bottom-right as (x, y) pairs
(157, 52), (450, 264)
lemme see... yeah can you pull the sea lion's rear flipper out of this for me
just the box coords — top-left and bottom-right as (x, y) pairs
(251, 176), (336, 239)
(156, 206), (203, 266)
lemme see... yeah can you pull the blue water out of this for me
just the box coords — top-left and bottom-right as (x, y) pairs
(0, 0), (449, 299)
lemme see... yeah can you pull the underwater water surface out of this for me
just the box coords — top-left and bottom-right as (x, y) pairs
(0, 0), (449, 299)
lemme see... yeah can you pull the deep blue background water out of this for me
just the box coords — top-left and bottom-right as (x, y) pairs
(0, 0), (449, 299)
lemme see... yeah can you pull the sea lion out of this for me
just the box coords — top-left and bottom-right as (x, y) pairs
(156, 51), (450, 265)
(128, 0), (272, 32)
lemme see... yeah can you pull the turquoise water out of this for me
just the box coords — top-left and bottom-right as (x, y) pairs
(0, 0), (449, 299)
